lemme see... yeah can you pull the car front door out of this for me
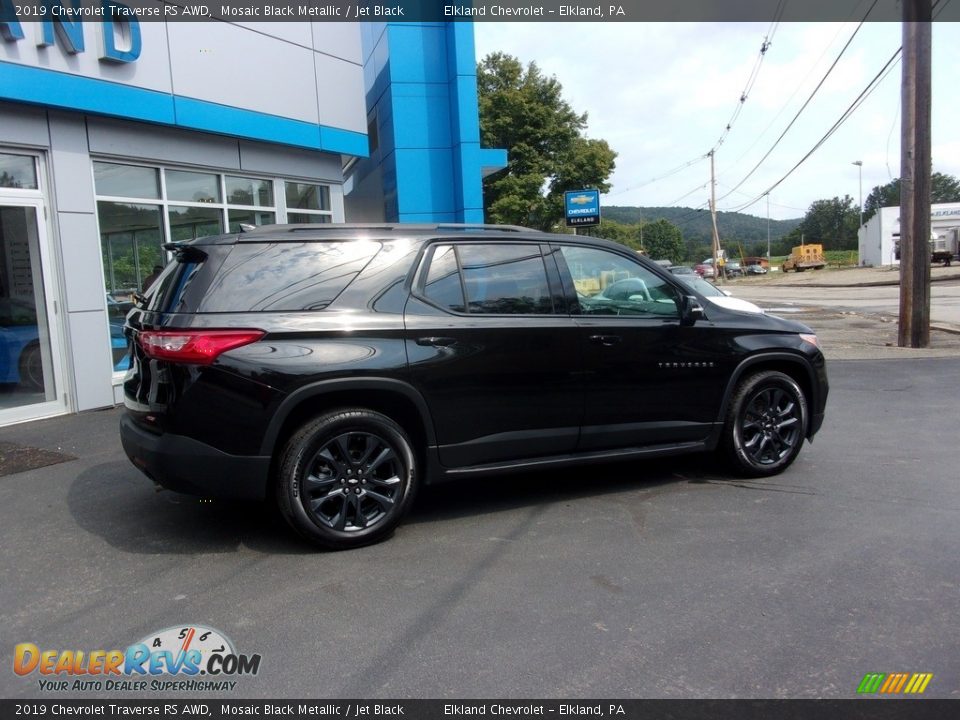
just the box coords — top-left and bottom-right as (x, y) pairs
(404, 241), (582, 469)
(554, 243), (731, 451)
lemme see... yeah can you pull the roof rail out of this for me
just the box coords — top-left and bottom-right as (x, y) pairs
(235, 222), (545, 236)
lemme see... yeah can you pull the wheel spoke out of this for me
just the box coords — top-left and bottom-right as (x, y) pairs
(368, 474), (401, 488)
(304, 473), (337, 492)
(366, 447), (395, 474)
(317, 447), (343, 475)
(334, 434), (354, 463)
(363, 489), (395, 512)
(777, 417), (799, 430)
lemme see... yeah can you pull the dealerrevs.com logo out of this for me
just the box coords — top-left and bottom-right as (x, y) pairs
(14, 625), (262, 692)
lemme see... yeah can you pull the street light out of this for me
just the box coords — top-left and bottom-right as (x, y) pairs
(852, 160), (863, 228)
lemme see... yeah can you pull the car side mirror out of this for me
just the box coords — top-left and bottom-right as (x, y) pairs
(680, 295), (705, 326)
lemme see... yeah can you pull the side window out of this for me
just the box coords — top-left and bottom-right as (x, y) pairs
(458, 244), (554, 315)
(558, 245), (679, 318)
(423, 245), (465, 313)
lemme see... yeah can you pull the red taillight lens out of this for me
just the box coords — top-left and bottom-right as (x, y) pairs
(138, 330), (264, 365)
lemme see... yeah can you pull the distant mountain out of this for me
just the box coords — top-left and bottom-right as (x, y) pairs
(604, 206), (801, 252)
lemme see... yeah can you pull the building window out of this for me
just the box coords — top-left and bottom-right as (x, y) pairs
(285, 182), (332, 224)
(0, 152), (40, 190)
(93, 161), (335, 374)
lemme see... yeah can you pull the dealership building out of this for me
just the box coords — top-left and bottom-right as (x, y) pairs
(0, 18), (505, 426)
(858, 202), (960, 267)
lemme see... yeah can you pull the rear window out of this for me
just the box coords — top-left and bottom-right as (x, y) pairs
(148, 241), (381, 313)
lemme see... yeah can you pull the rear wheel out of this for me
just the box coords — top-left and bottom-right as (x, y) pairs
(276, 409), (418, 550)
(722, 371), (808, 477)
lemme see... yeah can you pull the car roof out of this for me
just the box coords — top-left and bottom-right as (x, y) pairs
(164, 224), (657, 259)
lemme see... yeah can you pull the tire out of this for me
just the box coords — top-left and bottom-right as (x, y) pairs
(721, 371), (808, 478)
(276, 409), (418, 550)
(18, 342), (44, 392)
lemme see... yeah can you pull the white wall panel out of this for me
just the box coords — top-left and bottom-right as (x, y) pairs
(87, 117), (241, 170)
(57, 213), (103, 314)
(48, 113), (94, 214)
(315, 54), (367, 134)
(67, 310), (115, 411)
(167, 23), (320, 125)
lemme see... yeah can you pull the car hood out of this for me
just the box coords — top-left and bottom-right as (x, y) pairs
(704, 295), (764, 314)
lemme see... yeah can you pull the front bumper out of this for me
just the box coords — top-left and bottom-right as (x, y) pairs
(120, 414), (270, 500)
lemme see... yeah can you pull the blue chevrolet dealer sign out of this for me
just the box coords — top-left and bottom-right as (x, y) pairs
(564, 189), (601, 227)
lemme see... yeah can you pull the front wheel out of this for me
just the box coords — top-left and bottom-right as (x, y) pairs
(722, 371), (808, 477)
(276, 409), (418, 550)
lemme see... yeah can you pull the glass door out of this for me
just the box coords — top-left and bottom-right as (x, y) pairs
(0, 196), (67, 424)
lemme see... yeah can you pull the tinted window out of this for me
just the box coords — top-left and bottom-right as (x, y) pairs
(423, 245), (465, 312)
(558, 245), (679, 317)
(458, 244), (553, 315)
(196, 241), (381, 312)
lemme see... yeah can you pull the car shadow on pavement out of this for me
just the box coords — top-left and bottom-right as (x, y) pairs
(66, 461), (312, 556)
(406, 453), (723, 525)
(68, 455), (726, 554)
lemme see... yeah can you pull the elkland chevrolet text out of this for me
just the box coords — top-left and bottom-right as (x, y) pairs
(120, 224), (828, 549)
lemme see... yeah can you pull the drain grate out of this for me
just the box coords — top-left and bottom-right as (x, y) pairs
(0, 441), (77, 478)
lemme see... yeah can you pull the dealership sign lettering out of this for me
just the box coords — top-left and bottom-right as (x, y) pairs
(0, 0), (142, 63)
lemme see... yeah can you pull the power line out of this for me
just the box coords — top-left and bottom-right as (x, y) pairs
(718, 0), (871, 182)
(709, 3), (787, 155)
(607, 154), (706, 198)
(715, 0), (880, 204)
(723, 46), (902, 214)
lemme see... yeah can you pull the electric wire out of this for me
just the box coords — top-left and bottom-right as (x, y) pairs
(722, 46), (902, 214)
(718, 0), (871, 181)
(715, 0), (881, 205)
(709, 1), (787, 154)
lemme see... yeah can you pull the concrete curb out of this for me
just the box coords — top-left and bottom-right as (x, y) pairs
(733, 274), (960, 290)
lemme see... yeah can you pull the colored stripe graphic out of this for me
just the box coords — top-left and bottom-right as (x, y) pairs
(857, 673), (886, 693)
(858, 672), (933, 694)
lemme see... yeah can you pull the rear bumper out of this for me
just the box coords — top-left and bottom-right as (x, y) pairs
(120, 414), (270, 500)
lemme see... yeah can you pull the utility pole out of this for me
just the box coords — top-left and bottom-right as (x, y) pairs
(898, 0), (932, 348)
(709, 150), (721, 282)
(766, 193), (771, 259)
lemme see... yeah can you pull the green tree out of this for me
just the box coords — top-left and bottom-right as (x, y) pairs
(477, 53), (617, 231)
(863, 172), (960, 223)
(590, 218), (639, 249)
(640, 218), (684, 263)
(784, 196), (860, 251)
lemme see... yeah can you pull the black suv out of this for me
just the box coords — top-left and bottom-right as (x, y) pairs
(121, 224), (828, 549)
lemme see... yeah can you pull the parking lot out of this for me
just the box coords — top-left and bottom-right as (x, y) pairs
(3, 277), (959, 700)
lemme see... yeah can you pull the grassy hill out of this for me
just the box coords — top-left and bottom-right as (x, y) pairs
(604, 206), (801, 256)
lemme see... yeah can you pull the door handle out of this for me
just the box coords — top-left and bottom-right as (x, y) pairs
(589, 334), (622, 346)
(416, 336), (456, 347)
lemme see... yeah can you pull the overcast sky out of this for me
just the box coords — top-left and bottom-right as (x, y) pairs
(474, 21), (960, 220)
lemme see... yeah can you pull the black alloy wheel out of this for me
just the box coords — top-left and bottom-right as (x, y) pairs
(723, 370), (808, 477)
(277, 409), (417, 549)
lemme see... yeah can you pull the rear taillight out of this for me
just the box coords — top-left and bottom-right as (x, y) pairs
(138, 330), (264, 365)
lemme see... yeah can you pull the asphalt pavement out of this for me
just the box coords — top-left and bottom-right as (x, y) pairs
(2, 358), (959, 699)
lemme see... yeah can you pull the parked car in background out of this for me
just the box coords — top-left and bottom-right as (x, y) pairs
(745, 263), (768, 275)
(120, 224), (828, 550)
(695, 259), (715, 278)
(724, 261), (743, 277)
(0, 297), (42, 389)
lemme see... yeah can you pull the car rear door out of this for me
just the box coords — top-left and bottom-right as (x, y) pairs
(404, 241), (582, 469)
